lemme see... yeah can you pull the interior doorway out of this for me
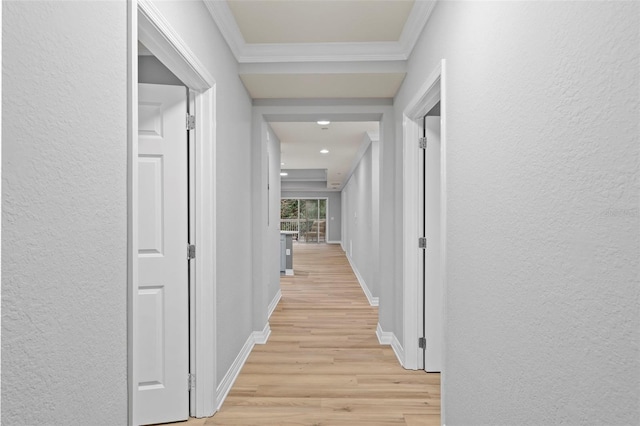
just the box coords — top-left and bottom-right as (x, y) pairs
(419, 105), (443, 372)
(402, 60), (446, 380)
(129, 2), (218, 423)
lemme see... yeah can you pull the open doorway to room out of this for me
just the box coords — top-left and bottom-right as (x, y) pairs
(129, 3), (217, 424)
(402, 60), (446, 418)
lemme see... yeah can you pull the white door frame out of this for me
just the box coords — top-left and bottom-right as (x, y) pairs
(128, 0), (218, 423)
(402, 59), (447, 373)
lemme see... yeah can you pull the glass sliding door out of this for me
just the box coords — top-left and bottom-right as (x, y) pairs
(280, 198), (327, 243)
(280, 199), (300, 240)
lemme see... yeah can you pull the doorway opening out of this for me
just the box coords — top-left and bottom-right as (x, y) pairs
(129, 2), (218, 424)
(419, 103), (443, 373)
(402, 60), (446, 397)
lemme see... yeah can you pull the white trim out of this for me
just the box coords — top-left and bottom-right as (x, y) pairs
(326, 240), (341, 245)
(202, 0), (244, 61)
(215, 324), (271, 411)
(215, 333), (254, 411)
(253, 322), (272, 345)
(401, 112), (421, 371)
(138, 0), (214, 91)
(238, 42), (407, 63)
(402, 61), (444, 371)
(285, 269), (294, 276)
(440, 62), (449, 425)
(204, 0), (436, 64)
(130, 1), (218, 421)
(346, 253), (379, 307)
(268, 290), (282, 318)
(376, 323), (405, 367)
(192, 86), (217, 419)
(126, 2), (138, 424)
(397, 1), (437, 57)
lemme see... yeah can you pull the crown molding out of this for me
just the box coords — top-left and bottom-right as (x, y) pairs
(398, 0), (437, 56)
(204, 0), (437, 64)
(239, 41), (406, 63)
(203, 0), (245, 60)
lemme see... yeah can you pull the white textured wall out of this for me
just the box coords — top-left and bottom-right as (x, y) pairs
(396, 2), (640, 424)
(2, 1), (128, 424)
(150, 0), (254, 384)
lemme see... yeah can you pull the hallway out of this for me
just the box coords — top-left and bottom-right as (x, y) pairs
(201, 243), (440, 425)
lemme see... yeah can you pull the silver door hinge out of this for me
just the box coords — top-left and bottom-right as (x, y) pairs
(419, 137), (427, 149)
(187, 244), (196, 259)
(419, 337), (426, 349)
(187, 114), (195, 130)
(418, 237), (427, 249)
(188, 373), (195, 391)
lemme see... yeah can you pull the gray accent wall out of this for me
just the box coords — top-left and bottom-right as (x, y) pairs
(2, 2), (128, 424)
(281, 191), (342, 243)
(396, 1), (639, 424)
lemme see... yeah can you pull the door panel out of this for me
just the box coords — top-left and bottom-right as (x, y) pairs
(136, 83), (189, 425)
(138, 156), (164, 254)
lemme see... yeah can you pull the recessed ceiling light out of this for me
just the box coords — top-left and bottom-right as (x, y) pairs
(320, 149), (329, 154)
(280, 172), (288, 176)
(317, 120), (330, 126)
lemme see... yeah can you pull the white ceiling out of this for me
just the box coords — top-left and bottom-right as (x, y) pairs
(227, 1), (414, 44)
(273, 121), (378, 191)
(200, 0), (436, 191)
(205, 0), (436, 64)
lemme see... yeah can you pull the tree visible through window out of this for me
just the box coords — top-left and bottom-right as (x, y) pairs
(280, 198), (327, 242)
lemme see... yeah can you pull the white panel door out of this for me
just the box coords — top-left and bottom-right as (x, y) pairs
(136, 83), (189, 425)
(424, 115), (443, 373)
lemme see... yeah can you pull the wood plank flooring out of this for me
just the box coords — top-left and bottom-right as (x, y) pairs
(185, 243), (440, 425)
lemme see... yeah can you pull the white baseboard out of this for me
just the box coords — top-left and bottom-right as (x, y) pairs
(253, 322), (271, 344)
(268, 289), (282, 318)
(216, 322), (271, 410)
(326, 240), (341, 244)
(345, 253), (379, 306)
(376, 323), (405, 367)
(285, 268), (294, 276)
(216, 333), (254, 410)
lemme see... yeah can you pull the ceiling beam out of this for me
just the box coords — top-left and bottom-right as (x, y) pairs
(238, 60), (406, 76)
(204, 0), (437, 64)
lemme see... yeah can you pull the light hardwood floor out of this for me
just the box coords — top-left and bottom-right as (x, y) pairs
(181, 242), (440, 425)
